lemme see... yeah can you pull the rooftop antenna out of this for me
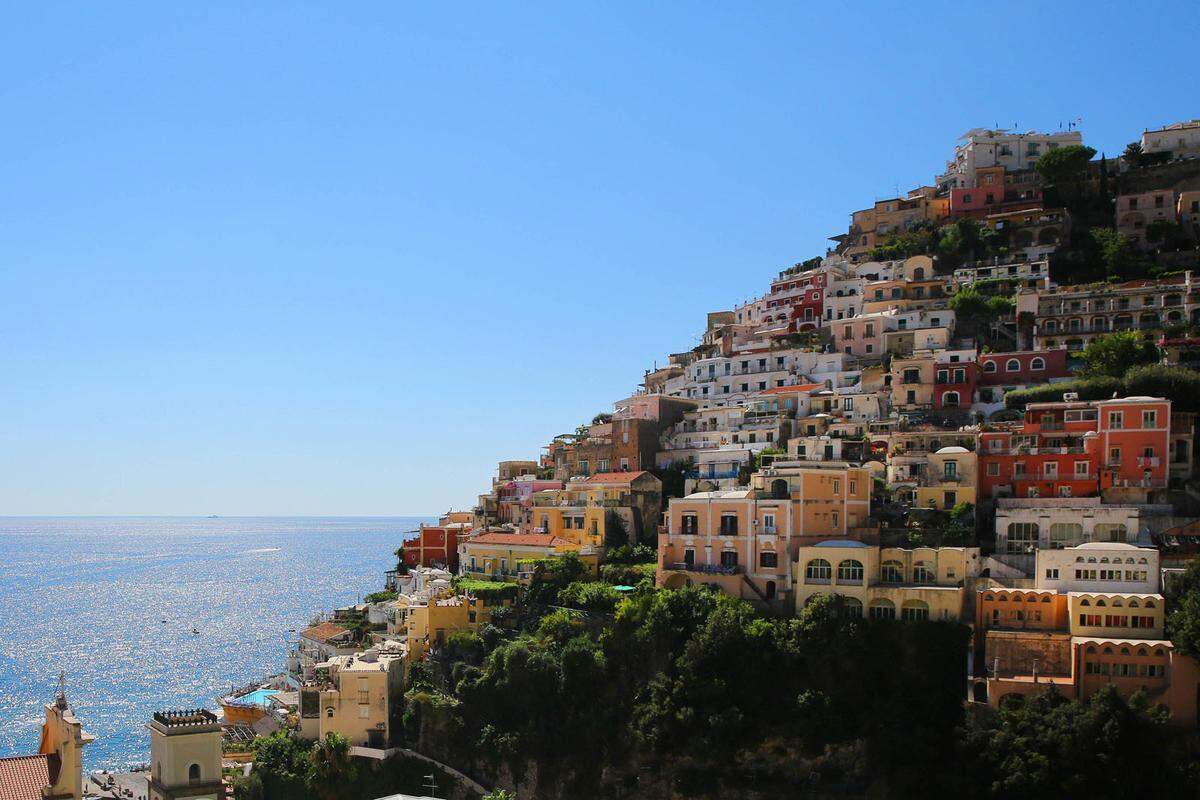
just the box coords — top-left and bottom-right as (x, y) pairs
(55, 671), (67, 709)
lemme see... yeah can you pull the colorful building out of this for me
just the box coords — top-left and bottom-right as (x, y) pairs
(656, 462), (872, 607)
(794, 541), (981, 621)
(978, 396), (1172, 500)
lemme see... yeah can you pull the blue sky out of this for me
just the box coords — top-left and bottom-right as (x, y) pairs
(1, 2), (1196, 515)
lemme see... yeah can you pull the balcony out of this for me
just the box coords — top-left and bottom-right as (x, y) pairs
(665, 562), (743, 576)
(685, 468), (742, 480)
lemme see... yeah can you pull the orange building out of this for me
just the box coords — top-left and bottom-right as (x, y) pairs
(656, 462), (871, 608)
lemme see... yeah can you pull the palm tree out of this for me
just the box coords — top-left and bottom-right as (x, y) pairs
(307, 733), (354, 800)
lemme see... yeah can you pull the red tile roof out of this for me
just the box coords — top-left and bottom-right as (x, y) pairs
(468, 532), (571, 547)
(0, 754), (52, 800)
(299, 622), (351, 643)
(585, 470), (650, 484)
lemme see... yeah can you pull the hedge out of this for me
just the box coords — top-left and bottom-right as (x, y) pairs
(1004, 376), (1122, 410)
(1123, 364), (1200, 413)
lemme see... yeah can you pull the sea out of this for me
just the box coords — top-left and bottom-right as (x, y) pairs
(0, 516), (431, 770)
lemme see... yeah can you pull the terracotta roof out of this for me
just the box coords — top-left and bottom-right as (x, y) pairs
(585, 470), (650, 484)
(0, 754), (52, 800)
(468, 532), (571, 547)
(757, 383), (822, 395)
(299, 622), (351, 643)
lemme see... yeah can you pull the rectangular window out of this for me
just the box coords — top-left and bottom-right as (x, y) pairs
(759, 551), (778, 568)
(1143, 410), (1158, 428)
(719, 550), (738, 568)
(832, 480), (840, 494)
(1108, 411), (1124, 429)
(987, 462), (999, 476)
(1045, 568), (1059, 579)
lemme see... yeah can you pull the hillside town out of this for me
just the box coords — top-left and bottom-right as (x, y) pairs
(7, 118), (1200, 799)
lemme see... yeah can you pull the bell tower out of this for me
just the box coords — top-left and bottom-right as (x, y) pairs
(147, 710), (225, 800)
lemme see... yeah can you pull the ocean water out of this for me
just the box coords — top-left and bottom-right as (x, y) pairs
(0, 516), (430, 770)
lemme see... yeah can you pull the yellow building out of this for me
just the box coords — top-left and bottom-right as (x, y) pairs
(1067, 591), (1165, 639)
(794, 541), (981, 621)
(148, 710), (224, 800)
(298, 642), (405, 750)
(748, 462), (873, 536)
(0, 691), (93, 800)
(914, 446), (977, 510)
(404, 593), (508, 660)
(461, 530), (581, 579)
(891, 353), (937, 410)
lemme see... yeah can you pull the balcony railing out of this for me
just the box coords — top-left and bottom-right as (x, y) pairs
(665, 562), (742, 576)
(684, 469), (741, 480)
(1137, 457), (1161, 467)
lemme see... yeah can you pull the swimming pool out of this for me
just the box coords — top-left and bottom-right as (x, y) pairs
(228, 688), (279, 707)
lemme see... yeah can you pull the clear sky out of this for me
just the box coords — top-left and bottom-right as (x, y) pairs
(1, 2), (1196, 515)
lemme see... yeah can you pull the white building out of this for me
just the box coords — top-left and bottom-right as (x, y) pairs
(1141, 120), (1200, 159)
(938, 128), (1083, 190)
(995, 499), (1142, 556)
(1035, 542), (1159, 594)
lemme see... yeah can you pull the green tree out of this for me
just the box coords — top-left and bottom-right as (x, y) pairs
(1089, 227), (1140, 276)
(1166, 559), (1200, 657)
(958, 685), (1187, 797)
(307, 733), (355, 800)
(231, 773), (264, 800)
(557, 581), (620, 614)
(249, 732), (312, 800)
(1124, 363), (1200, 412)
(1034, 144), (1097, 213)
(1078, 331), (1159, 378)
(1122, 141), (1145, 167)
(602, 510), (629, 549)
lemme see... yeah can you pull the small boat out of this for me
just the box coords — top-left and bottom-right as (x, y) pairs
(191, 628), (200, 635)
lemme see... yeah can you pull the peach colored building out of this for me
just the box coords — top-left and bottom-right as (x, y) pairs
(657, 462), (871, 607)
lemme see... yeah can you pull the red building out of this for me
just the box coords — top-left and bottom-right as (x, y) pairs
(933, 361), (981, 410)
(978, 397), (1172, 500)
(400, 520), (469, 571)
(947, 165), (1042, 220)
(979, 349), (1070, 385)
(762, 269), (826, 332)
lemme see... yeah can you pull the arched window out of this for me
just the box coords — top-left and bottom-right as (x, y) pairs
(880, 560), (904, 583)
(1129, 599), (1140, 608)
(1094, 524), (1128, 543)
(868, 599), (895, 620)
(805, 559), (832, 582)
(1006, 522), (1039, 554)
(1086, 645), (1097, 654)
(1030, 357), (1045, 371)
(901, 600), (930, 621)
(913, 267), (926, 280)
(1138, 648), (1148, 657)
(1145, 600), (1156, 609)
(913, 561), (935, 583)
(1049, 522), (1082, 548)
(1080, 599), (1091, 606)
(770, 478), (789, 499)
(841, 596), (863, 619)
(326, 707), (335, 718)
(1120, 647), (1131, 655)
(188, 764), (201, 784)
(1096, 599), (1107, 607)
(837, 559), (864, 583)
(942, 391), (960, 407)
(1006, 359), (1020, 372)
(984, 360), (997, 373)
